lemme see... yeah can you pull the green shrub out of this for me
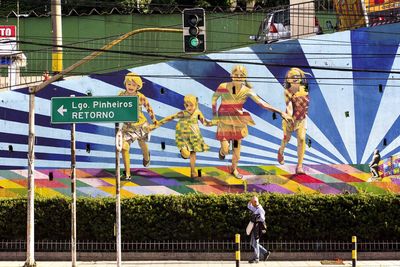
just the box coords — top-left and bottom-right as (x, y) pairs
(0, 193), (399, 241)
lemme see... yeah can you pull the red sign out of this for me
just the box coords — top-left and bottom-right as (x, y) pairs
(0, 26), (16, 38)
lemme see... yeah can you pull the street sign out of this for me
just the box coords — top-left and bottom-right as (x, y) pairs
(0, 25), (17, 66)
(51, 96), (138, 124)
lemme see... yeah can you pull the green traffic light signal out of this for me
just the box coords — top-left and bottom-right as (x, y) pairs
(189, 37), (200, 48)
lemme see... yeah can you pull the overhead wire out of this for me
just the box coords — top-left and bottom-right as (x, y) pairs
(4, 1), (400, 87)
(13, 39), (400, 74)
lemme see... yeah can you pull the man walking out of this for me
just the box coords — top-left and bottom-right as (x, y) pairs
(247, 196), (271, 263)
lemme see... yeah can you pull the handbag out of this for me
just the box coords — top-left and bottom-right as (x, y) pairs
(246, 221), (254, 235)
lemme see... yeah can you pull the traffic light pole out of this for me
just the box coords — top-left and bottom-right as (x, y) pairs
(26, 27), (182, 267)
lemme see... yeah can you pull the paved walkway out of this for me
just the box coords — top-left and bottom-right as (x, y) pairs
(1, 261), (400, 267)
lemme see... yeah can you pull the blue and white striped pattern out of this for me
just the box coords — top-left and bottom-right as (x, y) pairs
(1, 24), (399, 169)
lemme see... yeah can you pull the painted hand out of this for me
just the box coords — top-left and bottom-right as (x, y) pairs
(281, 112), (293, 123)
(144, 124), (156, 133)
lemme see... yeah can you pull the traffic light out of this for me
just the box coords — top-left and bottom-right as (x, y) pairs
(183, 8), (206, 53)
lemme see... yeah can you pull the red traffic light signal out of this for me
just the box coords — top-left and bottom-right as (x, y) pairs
(183, 8), (206, 53)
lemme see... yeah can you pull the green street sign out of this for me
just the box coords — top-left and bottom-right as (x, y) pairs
(51, 96), (138, 124)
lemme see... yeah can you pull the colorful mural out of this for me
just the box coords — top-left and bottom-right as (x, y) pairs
(0, 24), (399, 191)
(0, 164), (399, 197)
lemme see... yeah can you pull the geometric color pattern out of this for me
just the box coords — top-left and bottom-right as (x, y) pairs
(0, 164), (399, 198)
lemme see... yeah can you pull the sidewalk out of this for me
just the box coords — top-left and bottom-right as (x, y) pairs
(1, 261), (400, 267)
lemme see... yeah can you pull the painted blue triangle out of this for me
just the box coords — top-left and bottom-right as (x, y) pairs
(167, 55), (230, 91)
(251, 41), (351, 164)
(380, 115), (400, 159)
(351, 25), (400, 163)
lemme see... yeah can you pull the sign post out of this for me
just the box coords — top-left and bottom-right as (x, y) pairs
(51, 95), (138, 267)
(51, 96), (138, 124)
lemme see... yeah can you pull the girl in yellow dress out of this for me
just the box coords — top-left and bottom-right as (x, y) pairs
(149, 95), (215, 178)
(119, 72), (158, 180)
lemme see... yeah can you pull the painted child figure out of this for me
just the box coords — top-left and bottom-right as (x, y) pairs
(119, 72), (158, 180)
(149, 95), (215, 178)
(212, 65), (292, 179)
(277, 67), (310, 174)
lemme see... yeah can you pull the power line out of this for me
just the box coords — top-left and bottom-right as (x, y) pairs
(13, 39), (400, 75)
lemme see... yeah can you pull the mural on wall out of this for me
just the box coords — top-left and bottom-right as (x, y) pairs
(119, 72), (157, 180)
(211, 65), (291, 179)
(278, 67), (310, 175)
(149, 94), (216, 178)
(0, 24), (399, 180)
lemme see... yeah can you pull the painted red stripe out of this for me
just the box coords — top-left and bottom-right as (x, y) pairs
(329, 173), (365, 183)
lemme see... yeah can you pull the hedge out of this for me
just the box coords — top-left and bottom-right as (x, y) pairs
(0, 193), (399, 241)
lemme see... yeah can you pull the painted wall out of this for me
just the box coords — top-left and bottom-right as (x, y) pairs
(1, 13), (264, 75)
(0, 23), (399, 169)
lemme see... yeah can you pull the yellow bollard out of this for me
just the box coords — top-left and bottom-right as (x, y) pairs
(352, 236), (357, 267)
(235, 233), (240, 267)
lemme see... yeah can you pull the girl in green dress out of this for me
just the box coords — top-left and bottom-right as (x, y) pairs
(149, 95), (216, 178)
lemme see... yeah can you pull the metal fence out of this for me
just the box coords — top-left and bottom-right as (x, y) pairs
(0, 240), (399, 252)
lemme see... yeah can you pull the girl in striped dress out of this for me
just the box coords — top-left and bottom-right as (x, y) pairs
(212, 65), (292, 179)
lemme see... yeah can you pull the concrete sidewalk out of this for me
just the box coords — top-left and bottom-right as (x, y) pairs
(1, 261), (400, 267)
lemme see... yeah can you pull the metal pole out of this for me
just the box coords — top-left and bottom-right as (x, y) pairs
(24, 91), (36, 267)
(71, 121), (77, 267)
(352, 236), (357, 267)
(51, 0), (63, 73)
(115, 123), (122, 266)
(16, 0), (19, 48)
(235, 234), (240, 267)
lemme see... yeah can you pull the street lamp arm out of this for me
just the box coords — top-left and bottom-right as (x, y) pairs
(30, 27), (182, 94)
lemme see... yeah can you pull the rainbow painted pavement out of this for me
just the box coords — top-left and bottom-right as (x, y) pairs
(0, 164), (399, 198)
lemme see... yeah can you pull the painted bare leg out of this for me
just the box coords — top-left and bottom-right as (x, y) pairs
(278, 130), (291, 165)
(231, 140), (243, 179)
(139, 140), (150, 167)
(295, 127), (306, 174)
(190, 152), (197, 178)
(219, 140), (229, 160)
(122, 141), (131, 180)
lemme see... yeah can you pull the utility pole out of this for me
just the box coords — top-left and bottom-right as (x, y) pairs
(51, 0), (63, 73)
(24, 92), (35, 267)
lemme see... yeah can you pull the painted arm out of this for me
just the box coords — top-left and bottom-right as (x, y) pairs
(156, 111), (184, 128)
(284, 89), (294, 117)
(140, 94), (158, 125)
(248, 90), (293, 122)
(212, 85), (223, 116)
(197, 111), (217, 127)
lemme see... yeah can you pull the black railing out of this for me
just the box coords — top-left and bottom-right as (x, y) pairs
(1, 240), (399, 253)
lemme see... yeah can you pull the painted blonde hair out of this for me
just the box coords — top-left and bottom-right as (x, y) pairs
(284, 67), (310, 90)
(184, 94), (198, 110)
(124, 72), (143, 90)
(231, 65), (252, 88)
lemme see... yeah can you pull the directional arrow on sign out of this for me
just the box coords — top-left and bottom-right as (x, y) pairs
(57, 105), (67, 116)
